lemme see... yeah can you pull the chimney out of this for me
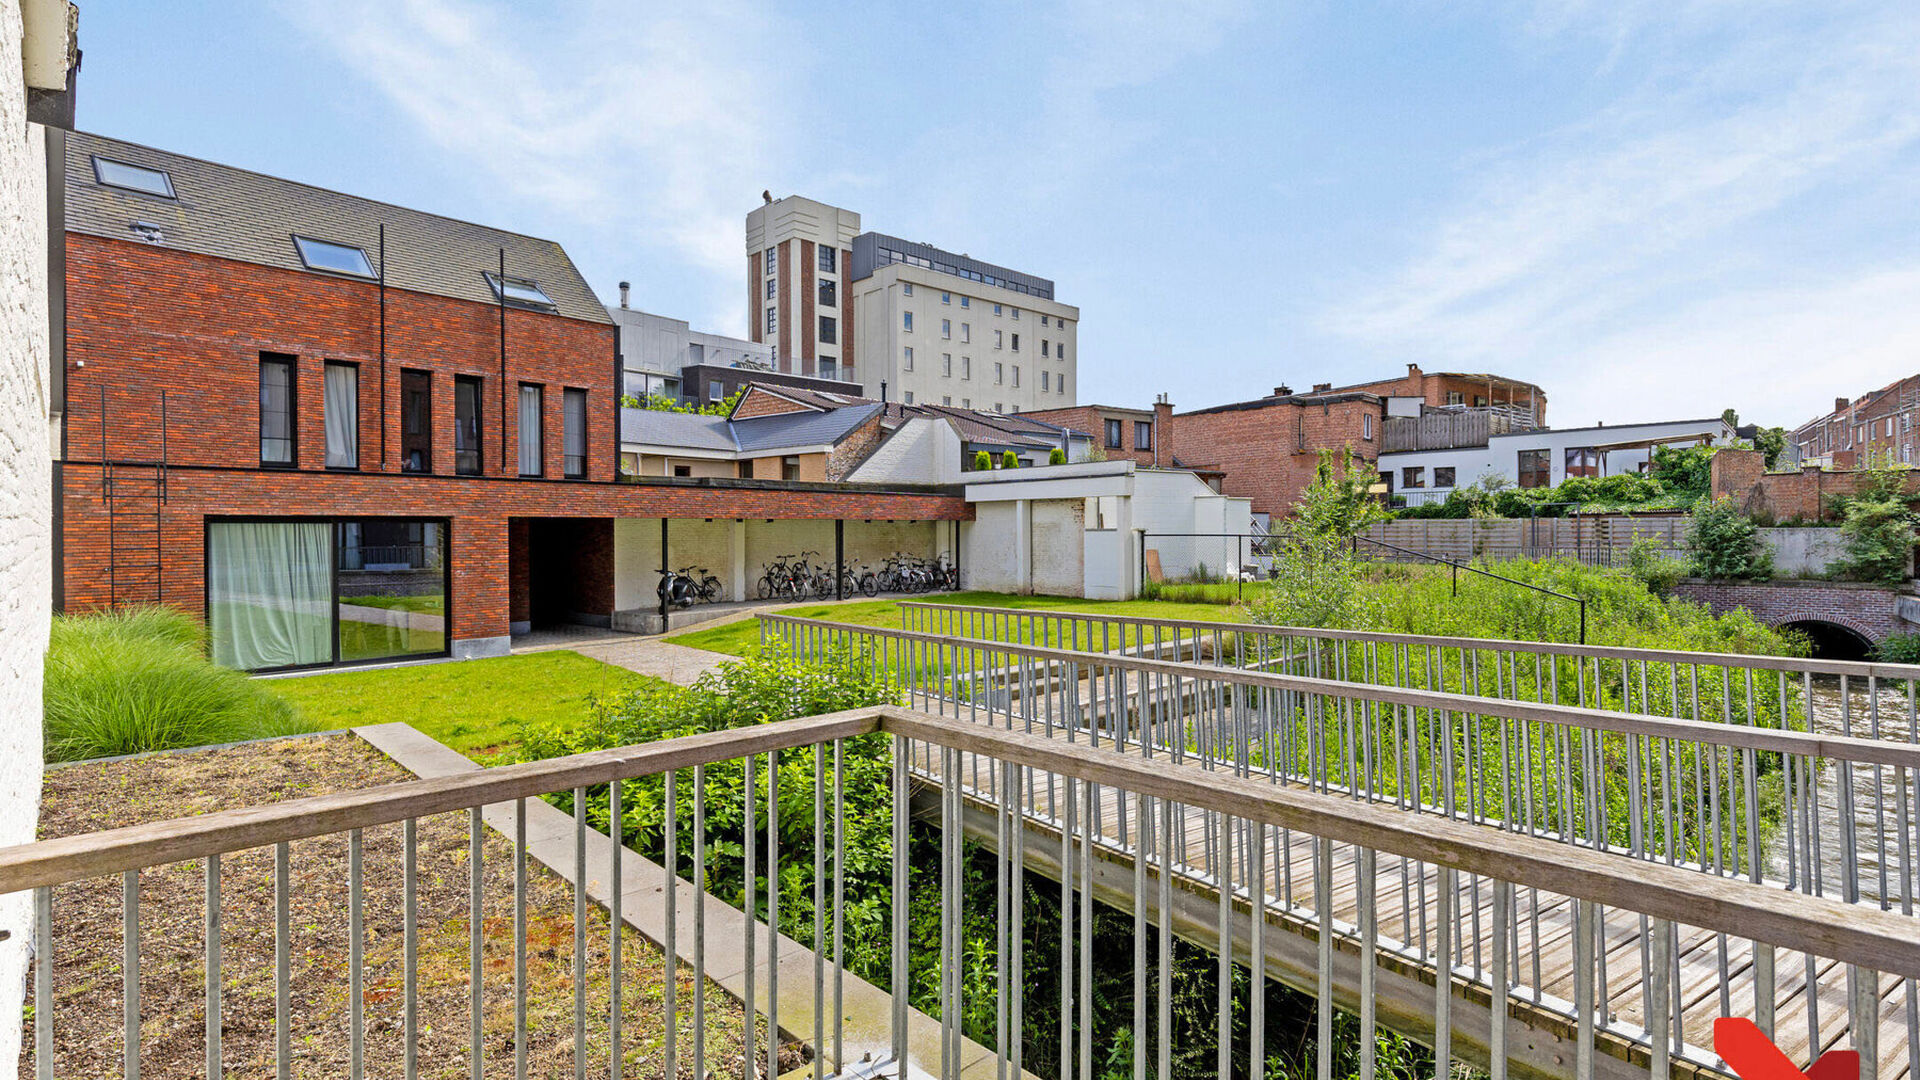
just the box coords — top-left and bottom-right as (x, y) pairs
(1312, 382), (1332, 393)
(880, 380), (888, 404)
(1152, 395), (1175, 468)
(1274, 384), (1292, 396)
(618, 281), (630, 309)
(1836, 397), (1850, 413)
(1406, 363), (1421, 378)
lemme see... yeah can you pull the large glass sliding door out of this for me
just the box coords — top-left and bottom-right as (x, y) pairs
(207, 521), (333, 670)
(207, 518), (449, 671)
(337, 520), (447, 662)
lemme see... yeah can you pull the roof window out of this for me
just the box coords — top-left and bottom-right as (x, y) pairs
(293, 235), (376, 278)
(486, 272), (555, 309)
(92, 156), (175, 198)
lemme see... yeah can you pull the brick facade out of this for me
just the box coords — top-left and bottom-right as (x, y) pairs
(1022, 404), (1158, 465)
(60, 232), (966, 661)
(801, 238), (816, 371)
(1711, 448), (1920, 524)
(1669, 578), (1910, 644)
(1792, 373), (1920, 466)
(1166, 394), (1382, 518)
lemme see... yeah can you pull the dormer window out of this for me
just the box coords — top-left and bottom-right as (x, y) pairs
(293, 235), (376, 278)
(92, 157), (175, 198)
(485, 272), (555, 309)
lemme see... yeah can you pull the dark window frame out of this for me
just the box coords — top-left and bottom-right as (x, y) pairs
(1135, 420), (1153, 451)
(259, 353), (297, 468)
(454, 374), (484, 476)
(563, 387), (589, 479)
(516, 381), (545, 477)
(1105, 418), (1123, 449)
(818, 315), (837, 345)
(400, 369), (433, 474)
(1434, 466), (1456, 488)
(1517, 448), (1551, 489)
(1401, 466), (1426, 489)
(818, 279), (836, 308)
(322, 359), (360, 470)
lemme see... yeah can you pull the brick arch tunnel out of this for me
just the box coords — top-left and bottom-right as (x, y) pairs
(1771, 616), (1877, 661)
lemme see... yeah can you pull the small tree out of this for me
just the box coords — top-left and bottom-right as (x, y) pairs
(1830, 466), (1917, 583)
(1685, 496), (1772, 580)
(1755, 427), (1788, 469)
(972, 450), (992, 472)
(1048, 448), (1066, 466)
(1002, 451), (1020, 470)
(1248, 449), (1386, 629)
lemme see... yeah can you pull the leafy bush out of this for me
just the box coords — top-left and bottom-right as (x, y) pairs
(1047, 447), (1066, 465)
(1625, 536), (1686, 597)
(44, 607), (311, 762)
(1827, 465), (1917, 583)
(1874, 633), (1920, 664)
(1252, 449), (1386, 628)
(1685, 496), (1772, 581)
(1650, 443), (1715, 500)
(1001, 450), (1019, 470)
(972, 450), (991, 471)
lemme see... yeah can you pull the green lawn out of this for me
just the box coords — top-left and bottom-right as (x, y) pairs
(666, 591), (1249, 657)
(264, 650), (646, 763)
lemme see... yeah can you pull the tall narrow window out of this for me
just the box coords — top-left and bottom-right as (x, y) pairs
(819, 316), (837, 345)
(401, 370), (431, 473)
(324, 362), (358, 468)
(517, 383), (544, 476)
(454, 375), (483, 475)
(260, 354), (295, 467)
(564, 388), (588, 478)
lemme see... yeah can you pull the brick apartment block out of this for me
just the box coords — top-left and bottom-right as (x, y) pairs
(54, 130), (965, 670)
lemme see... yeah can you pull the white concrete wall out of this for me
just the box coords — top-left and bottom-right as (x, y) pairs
(1381, 419), (1737, 505)
(961, 506), (1022, 592)
(0, 2), (51, 1065)
(847, 417), (962, 484)
(1029, 499), (1085, 596)
(1759, 527), (1849, 576)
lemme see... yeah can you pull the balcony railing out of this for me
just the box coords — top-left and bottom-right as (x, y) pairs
(6, 705), (1916, 1080)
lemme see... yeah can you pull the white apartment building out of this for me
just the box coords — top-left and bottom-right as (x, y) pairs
(746, 195), (1080, 412)
(608, 283), (773, 403)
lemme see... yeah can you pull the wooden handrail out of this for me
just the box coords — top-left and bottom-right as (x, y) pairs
(762, 614), (1920, 769)
(894, 600), (1920, 680)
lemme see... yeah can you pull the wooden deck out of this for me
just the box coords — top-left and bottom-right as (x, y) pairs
(906, 721), (1913, 1080)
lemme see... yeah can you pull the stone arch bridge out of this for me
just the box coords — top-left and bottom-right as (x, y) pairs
(1669, 578), (1920, 654)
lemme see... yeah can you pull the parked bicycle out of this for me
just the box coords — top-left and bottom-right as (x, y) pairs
(659, 565), (723, 608)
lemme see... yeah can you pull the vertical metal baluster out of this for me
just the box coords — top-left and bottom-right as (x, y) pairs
(1061, 774), (1075, 1080)
(663, 773), (676, 1080)
(1359, 847), (1378, 1080)
(610, 779), (625, 1080)
(1158, 797), (1173, 1080)
(1133, 789), (1148, 1080)
(468, 808), (483, 1080)
(1080, 777), (1093, 1080)
(205, 854), (220, 1080)
(694, 767), (708, 1080)
(940, 746), (955, 1080)
(813, 748), (826, 1080)
(1434, 865), (1451, 1080)
(1251, 820), (1266, 1080)
(515, 799), (529, 1080)
(126, 869), (141, 1080)
(744, 754), (758, 1080)
(350, 828), (364, 1080)
(1648, 918), (1670, 1080)
(405, 818), (419, 1080)
(1012, 760), (1026, 1080)
(1851, 965), (1879, 1080)
(275, 843), (289, 1080)
(1316, 836), (1333, 1080)
(767, 752), (782, 1080)
(834, 741), (847, 1072)
(1491, 877), (1510, 1080)
(1574, 899), (1594, 1080)
(34, 886), (51, 1080)
(891, 740), (909, 1072)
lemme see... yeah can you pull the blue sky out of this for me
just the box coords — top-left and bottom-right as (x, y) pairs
(75, 0), (1920, 427)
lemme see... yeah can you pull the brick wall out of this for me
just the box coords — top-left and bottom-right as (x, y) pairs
(64, 234), (618, 481)
(801, 238), (815, 371)
(1022, 404), (1156, 465)
(1669, 579), (1907, 643)
(1168, 398), (1381, 518)
(1711, 447), (1920, 523)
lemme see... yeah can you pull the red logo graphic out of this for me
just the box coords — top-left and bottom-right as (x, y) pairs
(1716, 1018), (1860, 1080)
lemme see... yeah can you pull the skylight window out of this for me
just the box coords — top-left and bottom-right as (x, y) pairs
(92, 156), (175, 198)
(293, 235), (377, 278)
(486, 272), (555, 309)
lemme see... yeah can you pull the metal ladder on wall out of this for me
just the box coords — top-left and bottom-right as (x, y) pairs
(100, 387), (169, 607)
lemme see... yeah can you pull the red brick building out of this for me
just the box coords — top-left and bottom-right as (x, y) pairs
(1791, 373), (1920, 469)
(53, 131), (965, 670)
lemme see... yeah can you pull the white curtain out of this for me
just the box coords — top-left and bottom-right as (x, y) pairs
(518, 384), (543, 475)
(324, 364), (358, 467)
(208, 521), (332, 670)
(563, 389), (586, 473)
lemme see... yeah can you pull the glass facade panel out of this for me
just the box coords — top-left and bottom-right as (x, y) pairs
(207, 521), (333, 670)
(337, 520), (448, 664)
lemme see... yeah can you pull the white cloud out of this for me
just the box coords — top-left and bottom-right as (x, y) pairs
(278, 0), (791, 330)
(1323, 2), (1920, 427)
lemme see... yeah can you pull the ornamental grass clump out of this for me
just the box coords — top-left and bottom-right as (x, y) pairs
(44, 607), (310, 762)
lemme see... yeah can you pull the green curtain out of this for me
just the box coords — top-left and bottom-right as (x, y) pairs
(208, 521), (332, 670)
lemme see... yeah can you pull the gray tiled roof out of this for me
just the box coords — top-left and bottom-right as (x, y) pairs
(732, 403), (881, 452)
(620, 402), (881, 453)
(65, 131), (611, 325)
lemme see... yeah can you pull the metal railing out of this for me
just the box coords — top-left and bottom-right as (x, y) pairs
(783, 609), (1920, 909)
(7, 706), (1916, 1080)
(1352, 535), (1589, 642)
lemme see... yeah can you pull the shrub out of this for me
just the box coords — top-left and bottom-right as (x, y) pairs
(1685, 496), (1772, 581)
(1001, 450), (1019, 470)
(1874, 633), (1920, 664)
(1834, 493), (1916, 583)
(1047, 447), (1066, 465)
(971, 450), (991, 471)
(1626, 536), (1686, 597)
(44, 607), (311, 762)
(1650, 444), (1715, 500)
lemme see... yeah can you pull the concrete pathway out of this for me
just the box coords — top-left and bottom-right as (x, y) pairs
(512, 598), (872, 688)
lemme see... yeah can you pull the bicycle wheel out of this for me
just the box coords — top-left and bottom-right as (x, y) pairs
(860, 572), (878, 598)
